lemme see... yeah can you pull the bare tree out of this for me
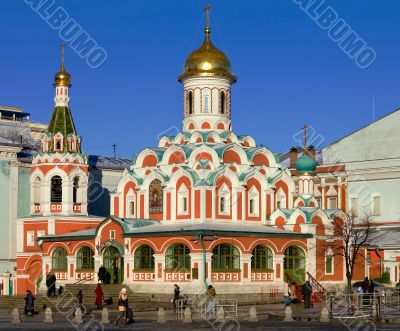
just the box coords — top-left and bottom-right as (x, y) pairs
(323, 211), (372, 294)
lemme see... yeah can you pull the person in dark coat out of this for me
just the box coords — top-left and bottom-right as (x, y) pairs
(24, 290), (35, 315)
(77, 290), (84, 313)
(98, 265), (106, 284)
(173, 284), (180, 310)
(46, 272), (56, 297)
(302, 281), (313, 308)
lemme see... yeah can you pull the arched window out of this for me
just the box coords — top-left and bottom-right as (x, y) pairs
(178, 185), (189, 215)
(188, 91), (193, 115)
(76, 246), (94, 270)
(276, 188), (286, 209)
(325, 248), (334, 275)
(73, 177), (79, 204)
(219, 183), (230, 215)
(134, 245), (155, 270)
(129, 201), (135, 217)
(251, 245), (273, 271)
(165, 244), (191, 271)
(52, 247), (67, 270)
(212, 244), (240, 271)
(149, 179), (163, 213)
(33, 177), (41, 204)
(248, 186), (259, 216)
(284, 246), (306, 282)
(51, 175), (62, 203)
(220, 91), (226, 114)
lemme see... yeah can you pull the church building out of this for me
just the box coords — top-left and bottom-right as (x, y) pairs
(14, 11), (357, 296)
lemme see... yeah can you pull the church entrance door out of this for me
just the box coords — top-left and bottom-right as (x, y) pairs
(103, 246), (124, 284)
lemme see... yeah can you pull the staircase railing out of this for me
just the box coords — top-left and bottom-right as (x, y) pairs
(74, 274), (95, 285)
(306, 271), (327, 301)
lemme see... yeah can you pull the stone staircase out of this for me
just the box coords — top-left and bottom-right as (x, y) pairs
(0, 284), (172, 312)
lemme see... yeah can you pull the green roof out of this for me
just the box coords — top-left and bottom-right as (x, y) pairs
(47, 106), (79, 151)
(295, 155), (317, 174)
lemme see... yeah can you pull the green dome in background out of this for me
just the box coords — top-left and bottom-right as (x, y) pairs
(295, 154), (317, 175)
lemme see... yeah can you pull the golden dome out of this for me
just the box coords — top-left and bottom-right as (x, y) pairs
(54, 44), (71, 87)
(178, 27), (237, 83)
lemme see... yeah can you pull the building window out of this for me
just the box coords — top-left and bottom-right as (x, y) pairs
(110, 230), (116, 239)
(325, 248), (334, 275)
(129, 200), (135, 217)
(51, 175), (62, 203)
(372, 195), (380, 216)
(220, 91), (226, 114)
(51, 247), (68, 270)
(219, 184), (230, 215)
(248, 186), (259, 216)
(55, 140), (61, 150)
(350, 197), (358, 216)
(178, 186), (189, 215)
(328, 197), (337, 209)
(134, 245), (155, 270)
(203, 90), (210, 113)
(276, 188), (286, 209)
(37, 230), (45, 238)
(212, 244), (240, 271)
(251, 245), (273, 271)
(149, 179), (163, 213)
(188, 91), (193, 115)
(27, 231), (35, 246)
(76, 246), (94, 270)
(73, 177), (79, 204)
(165, 244), (191, 271)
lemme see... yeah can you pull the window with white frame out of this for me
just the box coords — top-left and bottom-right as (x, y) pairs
(350, 197), (358, 216)
(328, 197), (337, 209)
(27, 231), (35, 246)
(325, 248), (334, 275)
(126, 195), (136, 218)
(219, 184), (230, 215)
(37, 230), (45, 238)
(371, 194), (381, 216)
(110, 230), (116, 240)
(178, 185), (189, 215)
(248, 186), (259, 216)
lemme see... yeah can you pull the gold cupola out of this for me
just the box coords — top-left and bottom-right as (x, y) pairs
(54, 44), (71, 87)
(178, 6), (237, 83)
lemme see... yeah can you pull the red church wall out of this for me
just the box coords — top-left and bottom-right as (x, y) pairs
(113, 196), (119, 216)
(194, 190), (201, 219)
(237, 192), (242, 220)
(368, 250), (384, 279)
(205, 190), (212, 219)
(23, 222), (48, 252)
(142, 155), (157, 167)
(223, 150), (241, 164)
(353, 249), (367, 281)
(274, 181), (289, 209)
(253, 154), (270, 167)
(166, 193), (171, 220)
(140, 195), (144, 218)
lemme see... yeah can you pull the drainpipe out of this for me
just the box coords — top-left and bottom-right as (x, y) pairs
(375, 249), (383, 279)
(199, 233), (208, 290)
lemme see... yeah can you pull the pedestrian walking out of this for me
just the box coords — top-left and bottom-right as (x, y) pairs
(46, 272), (56, 297)
(284, 282), (291, 306)
(98, 265), (106, 284)
(115, 288), (129, 326)
(173, 284), (180, 310)
(76, 290), (84, 314)
(24, 290), (35, 315)
(95, 283), (104, 309)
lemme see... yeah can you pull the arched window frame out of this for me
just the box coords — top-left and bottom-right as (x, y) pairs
(203, 89), (210, 113)
(251, 245), (273, 271)
(248, 186), (259, 216)
(219, 183), (230, 215)
(51, 175), (62, 203)
(276, 188), (286, 209)
(212, 244), (240, 271)
(165, 244), (191, 271)
(76, 246), (94, 270)
(177, 184), (189, 216)
(126, 193), (136, 218)
(134, 245), (155, 270)
(51, 247), (68, 271)
(325, 248), (334, 275)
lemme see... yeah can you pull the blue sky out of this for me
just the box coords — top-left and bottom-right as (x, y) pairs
(1, 0), (399, 158)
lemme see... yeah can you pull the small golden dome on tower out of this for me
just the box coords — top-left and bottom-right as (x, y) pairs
(54, 44), (71, 87)
(178, 6), (236, 83)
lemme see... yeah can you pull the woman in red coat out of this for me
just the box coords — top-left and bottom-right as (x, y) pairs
(95, 283), (104, 309)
